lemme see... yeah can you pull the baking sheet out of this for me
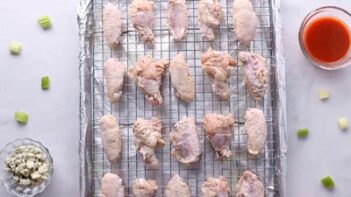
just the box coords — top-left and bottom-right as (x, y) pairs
(78, 0), (287, 196)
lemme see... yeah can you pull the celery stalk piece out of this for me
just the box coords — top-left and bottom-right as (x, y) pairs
(319, 90), (329, 101)
(9, 42), (22, 55)
(41, 76), (50, 90)
(297, 128), (309, 138)
(338, 117), (348, 130)
(15, 112), (28, 124)
(38, 15), (51, 29)
(321, 176), (335, 189)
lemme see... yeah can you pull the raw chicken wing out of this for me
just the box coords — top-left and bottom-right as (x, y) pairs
(165, 174), (190, 197)
(129, 0), (154, 42)
(202, 176), (230, 197)
(132, 179), (158, 197)
(203, 113), (234, 158)
(239, 52), (268, 100)
(99, 115), (122, 163)
(128, 56), (168, 105)
(167, 0), (188, 40)
(101, 173), (124, 197)
(170, 117), (201, 164)
(236, 171), (264, 197)
(170, 53), (195, 102)
(198, 0), (224, 40)
(201, 48), (237, 100)
(132, 117), (165, 169)
(104, 58), (126, 103)
(233, 0), (258, 44)
(103, 3), (123, 48)
(244, 108), (266, 155)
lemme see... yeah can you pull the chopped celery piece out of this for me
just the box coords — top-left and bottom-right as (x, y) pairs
(297, 128), (309, 138)
(9, 42), (22, 55)
(41, 76), (50, 90)
(338, 117), (348, 130)
(321, 176), (335, 189)
(38, 15), (51, 29)
(15, 112), (28, 124)
(319, 90), (329, 100)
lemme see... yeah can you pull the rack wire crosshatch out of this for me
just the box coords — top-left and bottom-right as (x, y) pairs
(88, 0), (281, 196)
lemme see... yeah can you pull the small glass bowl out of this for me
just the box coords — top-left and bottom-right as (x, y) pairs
(299, 6), (351, 70)
(0, 138), (53, 197)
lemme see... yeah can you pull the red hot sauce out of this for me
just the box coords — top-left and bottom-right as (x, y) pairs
(303, 16), (351, 64)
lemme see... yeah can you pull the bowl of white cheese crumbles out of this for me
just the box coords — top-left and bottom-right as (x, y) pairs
(0, 138), (53, 197)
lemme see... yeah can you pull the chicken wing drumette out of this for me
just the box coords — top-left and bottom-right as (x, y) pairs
(129, 0), (155, 42)
(202, 176), (230, 197)
(128, 56), (168, 105)
(101, 173), (124, 197)
(197, 0), (224, 41)
(132, 179), (158, 197)
(203, 113), (234, 158)
(165, 174), (191, 197)
(170, 117), (201, 164)
(238, 52), (268, 100)
(201, 48), (237, 100)
(132, 117), (165, 169)
(236, 171), (264, 197)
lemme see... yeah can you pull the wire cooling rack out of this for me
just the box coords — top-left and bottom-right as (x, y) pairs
(89, 0), (279, 196)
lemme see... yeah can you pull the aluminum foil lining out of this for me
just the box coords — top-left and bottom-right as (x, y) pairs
(78, 0), (287, 196)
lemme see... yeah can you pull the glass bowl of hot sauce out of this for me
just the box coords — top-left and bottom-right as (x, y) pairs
(299, 6), (351, 70)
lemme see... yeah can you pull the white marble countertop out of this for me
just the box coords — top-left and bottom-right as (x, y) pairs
(0, 0), (79, 196)
(283, 0), (351, 196)
(1, 0), (351, 196)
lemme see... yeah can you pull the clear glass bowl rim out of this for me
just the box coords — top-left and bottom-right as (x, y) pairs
(0, 138), (53, 197)
(298, 6), (351, 70)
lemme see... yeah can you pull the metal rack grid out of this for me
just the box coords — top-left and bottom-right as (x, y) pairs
(90, 0), (279, 196)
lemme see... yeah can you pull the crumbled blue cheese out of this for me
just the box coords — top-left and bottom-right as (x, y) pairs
(5, 145), (50, 187)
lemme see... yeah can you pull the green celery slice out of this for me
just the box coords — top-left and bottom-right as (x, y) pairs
(9, 42), (22, 55)
(15, 111), (28, 124)
(338, 117), (348, 130)
(297, 128), (309, 138)
(321, 176), (335, 189)
(38, 15), (51, 29)
(319, 90), (329, 100)
(41, 76), (50, 90)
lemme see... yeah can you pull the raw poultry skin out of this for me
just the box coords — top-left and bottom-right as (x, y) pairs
(132, 117), (165, 169)
(203, 113), (234, 158)
(198, 0), (224, 41)
(170, 117), (201, 164)
(236, 171), (264, 197)
(129, 0), (154, 43)
(128, 56), (168, 105)
(233, 0), (258, 44)
(167, 0), (188, 40)
(104, 58), (126, 103)
(165, 174), (191, 197)
(169, 53), (195, 102)
(244, 108), (266, 155)
(239, 52), (268, 100)
(201, 48), (237, 100)
(100, 173), (124, 197)
(103, 3), (123, 48)
(99, 115), (122, 164)
(132, 179), (158, 197)
(202, 176), (230, 197)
